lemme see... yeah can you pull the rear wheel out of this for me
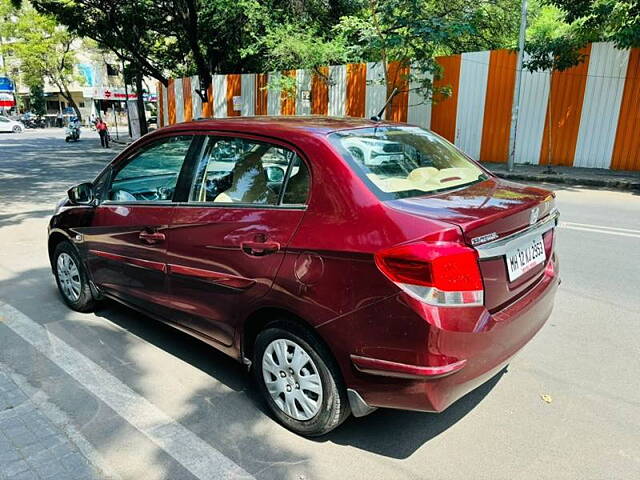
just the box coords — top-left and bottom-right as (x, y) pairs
(12, 125), (22, 133)
(253, 321), (350, 436)
(53, 241), (96, 312)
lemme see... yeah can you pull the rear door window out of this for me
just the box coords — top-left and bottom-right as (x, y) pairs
(189, 136), (309, 206)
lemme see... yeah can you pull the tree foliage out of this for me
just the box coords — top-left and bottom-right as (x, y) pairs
(333, 0), (523, 103)
(525, 0), (640, 72)
(1, 0), (84, 118)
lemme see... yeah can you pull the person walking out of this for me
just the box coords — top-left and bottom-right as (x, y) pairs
(96, 118), (109, 148)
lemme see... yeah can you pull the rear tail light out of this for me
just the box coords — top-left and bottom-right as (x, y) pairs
(375, 241), (484, 306)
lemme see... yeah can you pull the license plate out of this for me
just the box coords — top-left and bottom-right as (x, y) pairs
(505, 235), (546, 282)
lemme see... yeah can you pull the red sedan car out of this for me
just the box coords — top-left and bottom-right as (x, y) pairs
(48, 117), (559, 436)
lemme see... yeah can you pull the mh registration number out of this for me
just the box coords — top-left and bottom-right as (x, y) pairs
(505, 235), (546, 282)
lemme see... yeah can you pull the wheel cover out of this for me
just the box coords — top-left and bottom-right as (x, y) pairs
(262, 338), (323, 421)
(57, 253), (82, 302)
(12, 125), (21, 133)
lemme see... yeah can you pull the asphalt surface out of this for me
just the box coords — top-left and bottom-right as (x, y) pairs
(0, 128), (639, 480)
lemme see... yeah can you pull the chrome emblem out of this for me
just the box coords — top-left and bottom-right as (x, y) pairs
(471, 232), (499, 246)
(529, 207), (540, 225)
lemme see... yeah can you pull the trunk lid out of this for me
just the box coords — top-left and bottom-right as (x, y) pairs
(387, 177), (557, 311)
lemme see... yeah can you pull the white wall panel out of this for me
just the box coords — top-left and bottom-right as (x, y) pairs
(213, 74), (227, 118)
(455, 51), (490, 159)
(514, 56), (551, 164)
(174, 78), (184, 123)
(328, 65), (346, 117)
(267, 72), (281, 116)
(241, 74), (256, 116)
(162, 84), (169, 126)
(407, 65), (432, 128)
(191, 75), (202, 118)
(574, 42), (630, 169)
(365, 62), (386, 119)
(296, 69), (312, 115)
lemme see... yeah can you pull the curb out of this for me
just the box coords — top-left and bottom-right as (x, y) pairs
(491, 171), (640, 191)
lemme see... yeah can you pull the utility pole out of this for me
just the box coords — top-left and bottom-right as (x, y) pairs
(122, 59), (132, 137)
(507, 0), (528, 172)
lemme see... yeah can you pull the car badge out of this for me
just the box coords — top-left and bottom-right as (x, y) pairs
(529, 207), (540, 225)
(471, 232), (499, 246)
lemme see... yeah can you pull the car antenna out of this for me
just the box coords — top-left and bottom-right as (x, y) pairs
(370, 88), (398, 122)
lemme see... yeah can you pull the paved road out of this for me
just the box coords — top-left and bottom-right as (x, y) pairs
(1, 129), (639, 480)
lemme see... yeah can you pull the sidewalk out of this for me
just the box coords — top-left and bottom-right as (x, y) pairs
(484, 162), (640, 190)
(0, 367), (104, 480)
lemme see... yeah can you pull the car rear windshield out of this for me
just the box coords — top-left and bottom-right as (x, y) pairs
(330, 126), (488, 200)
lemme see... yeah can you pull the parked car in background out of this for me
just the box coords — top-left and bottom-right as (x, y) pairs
(0, 115), (24, 133)
(47, 117), (559, 436)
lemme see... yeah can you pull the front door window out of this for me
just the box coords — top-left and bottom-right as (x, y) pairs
(108, 135), (193, 202)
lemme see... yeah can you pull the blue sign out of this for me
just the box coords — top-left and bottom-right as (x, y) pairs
(0, 77), (15, 93)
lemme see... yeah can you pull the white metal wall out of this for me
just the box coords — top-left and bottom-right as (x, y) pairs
(365, 62), (386, 119)
(267, 72), (281, 116)
(190, 75), (202, 119)
(574, 42), (630, 169)
(514, 54), (551, 164)
(174, 79), (184, 123)
(328, 65), (346, 117)
(161, 84), (169, 126)
(296, 69), (312, 115)
(407, 64), (432, 128)
(455, 51), (490, 159)
(213, 74), (227, 118)
(241, 74), (256, 116)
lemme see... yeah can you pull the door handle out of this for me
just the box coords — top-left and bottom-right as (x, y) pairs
(241, 241), (280, 257)
(139, 230), (166, 244)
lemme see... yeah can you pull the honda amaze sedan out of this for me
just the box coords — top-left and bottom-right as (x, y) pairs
(48, 117), (559, 436)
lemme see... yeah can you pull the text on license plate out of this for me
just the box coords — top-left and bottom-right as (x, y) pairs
(505, 235), (546, 282)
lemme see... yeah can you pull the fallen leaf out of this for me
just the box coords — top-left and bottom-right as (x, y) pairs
(540, 394), (553, 404)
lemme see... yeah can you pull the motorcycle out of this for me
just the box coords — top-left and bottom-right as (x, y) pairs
(21, 115), (46, 129)
(65, 124), (81, 142)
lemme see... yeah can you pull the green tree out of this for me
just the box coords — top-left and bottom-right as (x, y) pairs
(6, 2), (85, 119)
(330, 0), (524, 108)
(29, 82), (46, 115)
(525, 0), (640, 72)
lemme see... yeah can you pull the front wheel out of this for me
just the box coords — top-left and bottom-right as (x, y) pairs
(53, 241), (97, 312)
(12, 125), (22, 133)
(254, 322), (350, 436)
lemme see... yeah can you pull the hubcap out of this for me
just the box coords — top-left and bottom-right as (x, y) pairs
(57, 253), (81, 302)
(262, 339), (323, 421)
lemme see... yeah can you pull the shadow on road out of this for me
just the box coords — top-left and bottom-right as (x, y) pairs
(0, 268), (505, 478)
(0, 131), (123, 211)
(92, 296), (504, 460)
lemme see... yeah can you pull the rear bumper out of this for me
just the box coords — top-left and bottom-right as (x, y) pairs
(325, 257), (559, 414)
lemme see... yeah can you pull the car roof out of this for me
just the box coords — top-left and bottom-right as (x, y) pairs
(157, 116), (400, 137)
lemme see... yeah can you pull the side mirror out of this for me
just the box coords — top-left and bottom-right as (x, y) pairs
(68, 182), (95, 205)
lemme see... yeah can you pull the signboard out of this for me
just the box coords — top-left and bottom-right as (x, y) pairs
(232, 95), (242, 111)
(0, 92), (15, 108)
(88, 87), (158, 102)
(91, 87), (137, 100)
(0, 77), (14, 93)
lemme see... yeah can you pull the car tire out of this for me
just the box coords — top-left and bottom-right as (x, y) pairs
(12, 125), (22, 133)
(253, 321), (350, 436)
(53, 241), (97, 312)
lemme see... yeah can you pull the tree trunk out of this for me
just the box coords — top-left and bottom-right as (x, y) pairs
(135, 71), (148, 135)
(57, 81), (82, 121)
(182, 0), (212, 102)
